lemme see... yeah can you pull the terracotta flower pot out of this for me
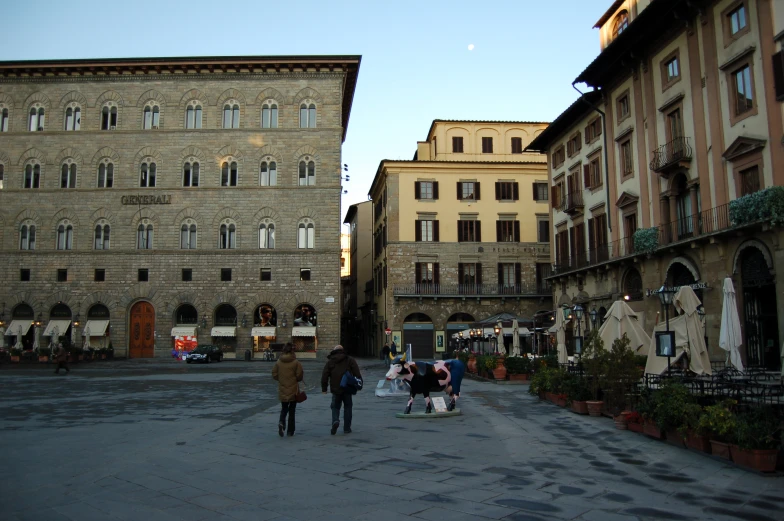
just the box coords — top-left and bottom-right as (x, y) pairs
(730, 446), (778, 472)
(666, 430), (686, 448)
(643, 421), (664, 439)
(571, 401), (589, 415)
(492, 366), (507, 380)
(686, 431), (711, 453)
(467, 359), (477, 373)
(710, 440), (732, 460)
(628, 422), (643, 433)
(614, 419), (628, 430)
(10, 356), (20, 363)
(509, 374), (528, 382)
(586, 400), (603, 417)
(38, 356), (49, 362)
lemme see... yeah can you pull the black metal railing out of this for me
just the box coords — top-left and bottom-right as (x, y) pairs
(564, 190), (584, 213)
(650, 136), (693, 172)
(393, 283), (550, 297)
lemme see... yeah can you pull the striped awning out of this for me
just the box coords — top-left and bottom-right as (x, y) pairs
(211, 326), (236, 337)
(251, 326), (276, 337)
(6, 320), (33, 336)
(292, 326), (317, 337)
(43, 320), (71, 336)
(171, 326), (197, 337)
(85, 320), (110, 336)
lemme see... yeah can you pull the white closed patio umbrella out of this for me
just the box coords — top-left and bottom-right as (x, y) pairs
(0, 327), (4, 349)
(83, 327), (91, 351)
(14, 325), (23, 350)
(32, 326), (40, 351)
(554, 309), (567, 364)
(496, 321), (507, 355)
(510, 319), (521, 357)
(719, 277), (744, 372)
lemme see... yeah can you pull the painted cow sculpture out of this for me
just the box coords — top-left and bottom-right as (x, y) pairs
(385, 354), (465, 414)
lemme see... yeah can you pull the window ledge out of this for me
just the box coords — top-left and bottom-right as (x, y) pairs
(658, 92), (685, 113)
(719, 45), (756, 71)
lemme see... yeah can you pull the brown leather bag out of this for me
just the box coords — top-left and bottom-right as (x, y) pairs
(295, 382), (307, 403)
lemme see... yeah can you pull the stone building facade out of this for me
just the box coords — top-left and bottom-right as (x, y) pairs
(0, 55), (360, 358)
(368, 121), (553, 359)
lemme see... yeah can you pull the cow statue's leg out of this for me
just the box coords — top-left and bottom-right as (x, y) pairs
(424, 393), (432, 414)
(405, 394), (414, 414)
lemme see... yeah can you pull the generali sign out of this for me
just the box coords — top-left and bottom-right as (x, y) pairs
(121, 194), (172, 205)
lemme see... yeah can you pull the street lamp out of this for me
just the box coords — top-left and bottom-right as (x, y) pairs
(34, 313), (42, 327)
(589, 307), (598, 330)
(0, 302), (5, 327)
(493, 325), (501, 354)
(73, 314), (80, 327)
(572, 304), (584, 357)
(656, 285), (676, 376)
(201, 313), (208, 329)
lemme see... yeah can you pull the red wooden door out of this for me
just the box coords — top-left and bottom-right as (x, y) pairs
(129, 302), (155, 358)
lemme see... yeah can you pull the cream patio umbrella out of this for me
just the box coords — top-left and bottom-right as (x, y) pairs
(598, 300), (651, 355)
(83, 327), (91, 351)
(32, 325), (40, 351)
(496, 321), (507, 355)
(554, 309), (568, 364)
(0, 326), (5, 349)
(14, 325), (23, 350)
(719, 277), (744, 372)
(510, 319), (521, 357)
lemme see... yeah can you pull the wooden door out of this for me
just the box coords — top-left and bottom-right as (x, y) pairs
(129, 302), (155, 358)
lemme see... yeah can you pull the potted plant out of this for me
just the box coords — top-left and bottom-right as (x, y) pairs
(626, 411), (644, 433)
(10, 346), (22, 362)
(504, 356), (531, 381)
(37, 347), (50, 362)
(489, 355), (507, 380)
(107, 341), (114, 359)
(565, 376), (592, 414)
(697, 399), (737, 460)
(653, 382), (693, 447)
(636, 387), (663, 439)
(467, 351), (477, 374)
(731, 407), (781, 472)
(603, 334), (642, 418)
(581, 329), (607, 416)
(681, 403), (711, 453)
(527, 366), (552, 399)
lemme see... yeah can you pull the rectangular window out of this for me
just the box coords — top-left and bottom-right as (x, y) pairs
(415, 219), (438, 242)
(666, 107), (683, 141)
(260, 268), (271, 281)
(221, 268), (232, 282)
(94, 269), (105, 282)
(774, 51), (784, 101)
(624, 214), (638, 253)
(666, 57), (679, 81)
(662, 50), (681, 90)
(415, 181), (437, 200)
(511, 137), (523, 154)
(457, 181), (479, 200)
(538, 219), (550, 243)
(457, 220), (481, 242)
(20, 268), (30, 281)
(57, 269), (67, 282)
(414, 262), (439, 288)
(620, 139), (634, 177)
(617, 93), (630, 122)
(138, 269), (148, 282)
(555, 229), (569, 267)
(724, 1), (749, 42)
(551, 145), (566, 168)
(182, 268), (192, 282)
(585, 117), (602, 144)
(584, 156), (602, 189)
(730, 4), (747, 34)
(300, 268), (311, 281)
(739, 165), (761, 196)
(452, 136), (464, 153)
(498, 262), (521, 293)
(567, 132), (582, 157)
(482, 137), (493, 153)
(458, 263), (481, 293)
(731, 64), (754, 116)
(496, 220), (520, 242)
(533, 182), (549, 201)
(495, 181), (519, 201)
(536, 264), (552, 293)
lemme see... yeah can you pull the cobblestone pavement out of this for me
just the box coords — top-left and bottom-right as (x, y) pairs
(1, 359), (782, 521)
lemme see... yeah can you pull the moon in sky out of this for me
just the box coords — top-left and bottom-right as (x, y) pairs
(468, 44), (475, 51)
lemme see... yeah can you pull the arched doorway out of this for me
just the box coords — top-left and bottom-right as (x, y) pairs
(86, 303), (111, 350)
(446, 312), (474, 354)
(292, 303), (317, 351)
(8, 303), (35, 351)
(213, 304), (238, 354)
(252, 304), (278, 352)
(666, 259), (703, 302)
(129, 301), (155, 358)
(740, 247), (779, 369)
(403, 312), (434, 359)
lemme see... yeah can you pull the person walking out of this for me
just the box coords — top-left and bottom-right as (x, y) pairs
(382, 343), (391, 367)
(54, 342), (69, 375)
(390, 341), (398, 357)
(321, 345), (362, 435)
(272, 343), (303, 437)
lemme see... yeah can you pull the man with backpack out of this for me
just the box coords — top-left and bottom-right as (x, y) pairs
(321, 345), (362, 435)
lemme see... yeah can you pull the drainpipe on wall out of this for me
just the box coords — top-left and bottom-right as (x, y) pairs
(572, 82), (612, 233)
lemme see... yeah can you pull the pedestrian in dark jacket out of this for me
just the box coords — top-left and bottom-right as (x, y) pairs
(382, 343), (391, 367)
(272, 343), (304, 437)
(321, 345), (362, 435)
(54, 343), (69, 375)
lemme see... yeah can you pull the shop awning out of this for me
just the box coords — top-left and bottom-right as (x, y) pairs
(85, 320), (110, 336)
(251, 326), (276, 337)
(171, 326), (197, 337)
(6, 320), (33, 336)
(43, 320), (71, 336)
(211, 326), (236, 337)
(292, 326), (317, 337)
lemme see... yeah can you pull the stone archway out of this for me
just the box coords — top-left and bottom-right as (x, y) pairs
(403, 312), (434, 359)
(738, 245), (779, 369)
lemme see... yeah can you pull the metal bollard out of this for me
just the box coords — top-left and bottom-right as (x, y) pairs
(244, 349), (251, 361)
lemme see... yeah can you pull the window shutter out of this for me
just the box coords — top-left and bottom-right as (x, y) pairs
(588, 218), (595, 252)
(414, 181), (421, 199)
(576, 133), (582, 152)
(476, 221), (481, 242)
(584, 164), (591, 189)
(497, 264), (503, 285)
(475, 182), (480, 200)
(774, 51), (784, 101)
(515, 263), (522, 285)
(514, 221), (520, 242)
(433, 220), (440, 242)
(433, 181), (439, 199)
(457, 182), (462, 200)
(496, 221), (502, 242)
(532, 183), (537, 200)
(495, 182), (501, 200)
(415, 220), (421, 241)
(596, 118), (602, 136)
(458, 263), (464, 283)
(569, 228), (576, 262)
(476, 263), (482, 285)
(585, 126), (590, 144)
(513, 182), (519, 200)
(433, 263), (440, 285)
(551, 185), (557, 203)
(457, 221), (462, 242)
(415, 263), (421, 283)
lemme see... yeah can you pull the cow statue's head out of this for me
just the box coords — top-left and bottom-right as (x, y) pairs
(385, 352), (418, 381)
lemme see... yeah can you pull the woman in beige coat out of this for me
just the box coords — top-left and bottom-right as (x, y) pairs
(272, 343), (304, 437)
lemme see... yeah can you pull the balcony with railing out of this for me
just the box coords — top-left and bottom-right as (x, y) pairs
(564, 190), (584, 214)
(650, 137), (692, 176)
(393, 283), (551, 298)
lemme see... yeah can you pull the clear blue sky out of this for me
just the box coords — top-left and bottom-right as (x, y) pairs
(0, 0), (609, 222)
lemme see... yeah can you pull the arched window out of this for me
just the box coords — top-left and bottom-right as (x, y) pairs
(60, 162), (76, 188)
(143, 104), (160, 129)
(181, 219), (197, 249)
(94, 221), (110, 250)
(24, 163), (40, 189)
(64, 105), (81, 131)
(221, 161), (238, 186)
(140, 160), (156, 187)
(97, 161), (114, 188)
(219, 221), (236, 249)
(29, 105), (45, 131)
(185, 101), (202, 129)
(137, 220), (153, 250)
(260, 160), (277, 186)
(613, 10), (629, 39)
(298, 159), (315, 186)
(101, 104), (118, 130)
(56, 220), (74, 250)
(222, 101), (240, 128)
(183, 161), (199, 187)
(1, 107), (8, 132)
(299, 102), (316, 128)
(297, 219), (315, 249)
(20, 221), (36, 250)
(623, 268), (643, 301)
(259, 219), (275, 249)
(261, 101), (278, 128)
